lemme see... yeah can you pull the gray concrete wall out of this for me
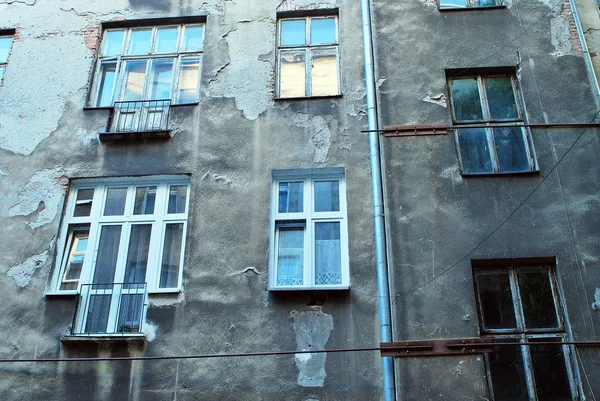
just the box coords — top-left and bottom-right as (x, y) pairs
(373, 0), (600, 400)
(0, 1), (382, 400)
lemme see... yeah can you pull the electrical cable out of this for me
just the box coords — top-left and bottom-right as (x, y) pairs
(2, 341), (600, 364)
(393, 106), (600, 300)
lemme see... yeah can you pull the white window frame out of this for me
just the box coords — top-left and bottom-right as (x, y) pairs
(0, 33), (14, 85)
(438, 0), (503, 10)
(473, 265), (581, 401)
(276, 14), (341, 98)
(269, 168), (350, 290)
(47, 175), (191, 297)
(90, 24), (204, 107)
(448, 74), (538, 175)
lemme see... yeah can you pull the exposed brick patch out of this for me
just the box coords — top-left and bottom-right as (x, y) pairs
(562, 0), (583, 55)
(83, 24), (100, 55)
(12, 28), (23, 42)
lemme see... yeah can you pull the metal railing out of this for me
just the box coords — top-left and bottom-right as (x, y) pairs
(108, 99), (171, 134)
(71, 282), (147, 336)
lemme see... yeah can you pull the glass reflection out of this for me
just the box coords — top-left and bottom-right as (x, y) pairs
(280, 50), (306, 97)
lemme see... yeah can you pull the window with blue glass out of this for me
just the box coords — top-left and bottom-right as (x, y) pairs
(449, 74), (537, 175)
(269, 168), (349, 290)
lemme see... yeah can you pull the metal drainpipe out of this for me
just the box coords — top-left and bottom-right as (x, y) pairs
(569, 0), (600, 105)
(360, 0), (396, 400)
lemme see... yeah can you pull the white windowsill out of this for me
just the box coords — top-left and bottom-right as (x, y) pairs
(268, 285), (350, 291)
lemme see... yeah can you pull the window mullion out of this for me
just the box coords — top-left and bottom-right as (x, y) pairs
(509, 268), (526, 332)
(306, 48), (312, 97)
(521, 333), (538, 401)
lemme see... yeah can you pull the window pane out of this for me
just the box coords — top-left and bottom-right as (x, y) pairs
(315, 222), (341, 285)
(123, 224), (151, 286)
(155, 27), (178, 53)
(494, 127), (530, 173)
(168, 185), (187, 214)
(518, 270), (560, 329)
(102, 30), (124, 56)
(280, 50), (306, 97)
(74, 189), (94, 217)
(122, 60), (147, 101)
(61, 229), (89, 291)
(118, 294), (144, 333)
(160, 223), (184, 288)
(488, 341), (529, 401)
(127, 29), (152, 55)
(133, 186), (156, 215)
(314, 181), (340, 212)
(148, 59), (174, 100)
(92, 225), (122, 285)
(439, 0), (468, 7)
(475, 271), (517, 330)
(85, 294), (111, 333)
(450, 78), (483, 121)
(95, 62), (117, 107)
(485, 77), (519, 120)
(530, 339), (572, 401)
(0, 36), (12, 63)
(310, 18), (336, 45)
(311, 48), (339, 96)
(104, 187), (128, 216)
(277, 225), (304, 286)
(278, 182), (303, 213)
(177, 56), (200, 104)
(182, 25), (204, 52)
(281, 20), (306, 46)
(458, 128), (493, 174)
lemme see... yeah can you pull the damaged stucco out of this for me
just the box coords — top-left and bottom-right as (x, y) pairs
(293, 113), (332, 163)
(207, 18), (275, 120)
(592, 287), (600, 311)
(292, 309), (333, 387)
(6, 249), (49, 288)
(7, 168), (67, 229)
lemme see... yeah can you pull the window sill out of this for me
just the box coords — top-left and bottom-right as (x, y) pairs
(274, 94), (343, 101)
(99, 129), (171, 141)
(84, 103), (198, 111)
(61, 334), (146, 345)
(461, 169), (541, 177)
(268, 285), (350, 292)
(45, 291), (78, 297)
(438, 4), (506, 12)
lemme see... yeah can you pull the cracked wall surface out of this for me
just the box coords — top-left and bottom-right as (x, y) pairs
(292, 310), (333, 387)
(0, 1), (379, 400)
(375, 0), (600, 398)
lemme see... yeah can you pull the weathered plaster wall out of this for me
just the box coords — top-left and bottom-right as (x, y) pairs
(0, 0), (381, 400)
(373, 0), (600, 399)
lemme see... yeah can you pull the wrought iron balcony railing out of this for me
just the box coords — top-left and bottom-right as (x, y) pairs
(71, 282), (147, 336)
(106, 99), (171, 135)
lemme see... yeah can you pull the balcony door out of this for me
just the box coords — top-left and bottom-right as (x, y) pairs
(76, 221), (150, 335)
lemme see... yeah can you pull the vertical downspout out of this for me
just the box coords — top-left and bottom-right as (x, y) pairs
(360, 0), (396, 400)
(569, 0), (600, 106)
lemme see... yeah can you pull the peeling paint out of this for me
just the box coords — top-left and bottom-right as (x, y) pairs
(0, 31), (94, 155)
(6, 249), (48, 287)
(421, 93), (447, 107)
(592, 287), (600, 311)
(293, 113), (332, 163)
(8, 168), (67, 229)
(229, 266), (262, 276)
(551, 15), (573, 57)
(440, 165), (463, 184)
(277, 0), (337, 12)
(144, 320), (157, 342)
(291, 309), (333, 388)
(207, 19), (274, 120)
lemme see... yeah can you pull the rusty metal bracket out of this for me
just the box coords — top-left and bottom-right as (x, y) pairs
(383, 124), (448, 137)
(380, 338), (493, 358)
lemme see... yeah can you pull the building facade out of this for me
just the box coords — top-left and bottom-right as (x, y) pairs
(0, 0), (599, 400)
